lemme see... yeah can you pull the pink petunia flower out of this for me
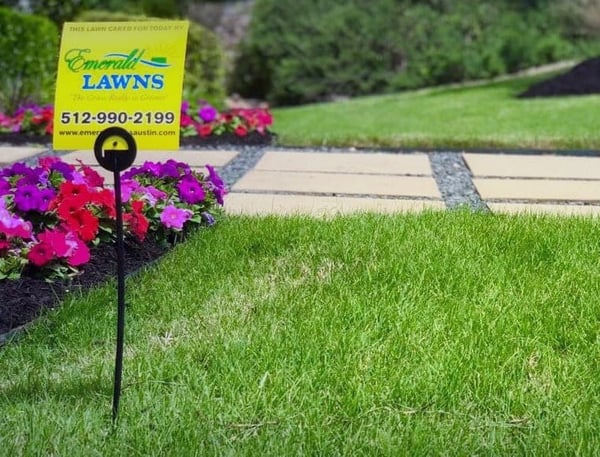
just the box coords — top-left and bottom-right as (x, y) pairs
(160, 204), (192, 230)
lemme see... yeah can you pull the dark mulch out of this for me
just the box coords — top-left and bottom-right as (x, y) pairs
(0, 132), (51, 146)
(519, 57), (600, 98)
(0, 131), (275, 148)
(180, 131), (276, 147)
(0, 236), (170, 339)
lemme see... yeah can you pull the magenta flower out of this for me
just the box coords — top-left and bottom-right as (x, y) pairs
(199, 104), (217, 123)
(160, 204), (192, 230)
(121, 179), (142, 203)
(38, 229), (70, 258)
(0, 197), (32, 239)
(141, 161), (162, 177)
(177, 175), (205, 204)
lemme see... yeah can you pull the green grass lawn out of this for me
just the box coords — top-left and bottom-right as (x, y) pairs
(272, 73), (600, 150)
(3, 213), (600, 455)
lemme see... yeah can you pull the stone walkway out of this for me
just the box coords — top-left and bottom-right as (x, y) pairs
(3, 145), (600, 216)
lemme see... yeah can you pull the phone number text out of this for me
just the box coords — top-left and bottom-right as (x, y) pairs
(60, 111), (176, 125)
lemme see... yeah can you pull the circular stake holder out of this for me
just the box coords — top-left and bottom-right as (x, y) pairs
(94, 127), (137, 172)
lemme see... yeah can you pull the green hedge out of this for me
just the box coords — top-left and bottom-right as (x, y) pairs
(76, 10), (226, 107)
(0, 8), (59, 113)
(230, 0), (592, 106)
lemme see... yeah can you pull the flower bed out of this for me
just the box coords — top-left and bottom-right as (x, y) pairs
(0, 101), (275, 146)
(0, 156), (226, 336)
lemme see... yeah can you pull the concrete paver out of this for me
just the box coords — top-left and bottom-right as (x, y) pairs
(226, 193), (445, 216)
(473, 178), (600, 202)
(489, 202), (600, 216)
(233, 170), (441, 198)
(256, 150), (432, 175)
(59, 149), (238, 167)
(5, 144), (600, 216)
(0, 146), (47, 165)
(464, 153), (600, 179)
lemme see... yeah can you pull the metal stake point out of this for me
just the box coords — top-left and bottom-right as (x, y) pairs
(112, 158), (126, 423)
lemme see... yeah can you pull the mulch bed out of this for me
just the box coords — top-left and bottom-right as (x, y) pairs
(0, 236), (170, 340)
(519, 56), (600, 98)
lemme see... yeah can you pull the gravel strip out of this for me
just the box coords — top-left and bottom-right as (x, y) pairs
(218, 146), (267, 188)
(429, 152), (488, 211)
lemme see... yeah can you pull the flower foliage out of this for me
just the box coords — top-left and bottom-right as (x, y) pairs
(0, 157), (226, 280)
(0, 102), (273, 138)
(180, 100), (273, 138)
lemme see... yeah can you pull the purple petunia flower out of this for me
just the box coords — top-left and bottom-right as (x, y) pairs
(201, 211), (216, 226)
(14, 167), (45, 186)
(205, 164), (226, 205)
(0, 178), (9, 196)
(159, 162), (180, 179)
(159, 159), (190, 179)
(50, 161), (75, 181)
(121, 166), (144, 180)
(1, 162), (30, 179)
(160, 204), (192, 230)
(181, 100), (190, 113)
(13, 184), (44, 212)
(141, 161), (162, 177)
(177, 174), (205, 204)
(199, 104), (218, 123)
(143, 185), (167, 206)
(14, 103), (43, 117)
(37, 188), (56, 212)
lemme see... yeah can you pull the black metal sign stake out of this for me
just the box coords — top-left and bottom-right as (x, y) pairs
(94, 127), (137, 424)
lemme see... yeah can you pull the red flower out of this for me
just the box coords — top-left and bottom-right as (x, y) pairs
(63, 208), (99, 242)
(197, 123), (213, 137)
(56, 194), (89, 220)
(59, 181), (90, 199)
(234, 125), (248, 137)
(124, 200), (149, 241)
(28, 241), (54, 267)
(88, 188), (116, 218)
(45, 120), (53, 135)
(77, 160), (104, 187)
(0, 239), (9, 252)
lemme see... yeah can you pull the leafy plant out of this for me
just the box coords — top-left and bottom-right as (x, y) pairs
(0, 8), (59, 114)
(0, 156), (225, 280)
(231, 0), (596, 106)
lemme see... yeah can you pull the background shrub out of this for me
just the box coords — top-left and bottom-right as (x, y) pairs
(0, 8), (59, 113)
(230, 0), (600, 106)
(76, 10), (226, 108)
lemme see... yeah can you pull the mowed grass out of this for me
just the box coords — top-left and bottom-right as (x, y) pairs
(272, 73), (600, 150)
(3, 212), (600, 455)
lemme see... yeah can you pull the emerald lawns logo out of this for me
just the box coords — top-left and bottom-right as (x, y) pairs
(64, 48), (170, 90)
